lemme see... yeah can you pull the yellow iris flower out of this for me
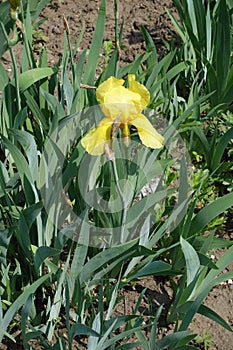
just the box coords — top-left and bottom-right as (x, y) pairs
(81, 75), (164, 155)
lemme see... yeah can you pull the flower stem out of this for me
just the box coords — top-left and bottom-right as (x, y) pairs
(111, 157), (127, 244)
(114, 0), (120, 75)
(0, 21), (21, 113)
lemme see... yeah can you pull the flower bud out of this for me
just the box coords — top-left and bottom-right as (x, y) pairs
(8, 0), (21, 11)
(8, 0), (20, 21)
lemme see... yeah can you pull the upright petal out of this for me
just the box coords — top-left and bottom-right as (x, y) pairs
(96, 77), (125, 105)
(131, 114), (164, 149)
(103, 86), (141, 121)
(128, 75), (150, 108)
(81, 118), (112, 155)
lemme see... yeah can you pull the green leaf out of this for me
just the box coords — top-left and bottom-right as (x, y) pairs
(197, 252), (218, 270)
(180, 237), (200, 285)
(21, 295), (34, 349)
(200, 245), (233, 292)
(18, 68), (55, 92)
(193, 0), (206, 45)
(30, 0), (52, 22)
(95, 324), (145, 350)
(74, 49), (86, 89)
(79, 240), (137, 284)
(100, 49), (119, 81)
(118, 52), (150, 78)
(23, 90), (48, 129)
(140, 25), (158, 67)
(157, 330), (192, 348)
(166, 8), (186, 43)
(179, 248), (233, 330)
(192, 126), (211, 168)
(166, 61), (190, 81)
(189, 192), (233, 236)
(131, 260), (171, 279)
(0, 229), (12, 266)
(40, 89), (65, 119)
(216, 0), (231, 95)
(18, 202), (43, 259)
(63, 72), (74, 114)
(212, 127), (233, 170)
(0, 274), (51, 342)
(70, 323), (100, 339)
(9, 129), (38, 182)
(126, 189), (174, 230)
(20, 202), (43, 230)
(88, 313), (101, 348)
(47, 253), (71, 340)
(195, 236), (233, 250)
(0, 63), (9, 90)
(198, 304), (232, 332)
(93, 245), (154, 284)
(69, 231), (88, 301)
(83, 0), (106, 84)
(1, 135), (33, 183)
(34, 246), (60, 272)
(0, 2), (11, 58)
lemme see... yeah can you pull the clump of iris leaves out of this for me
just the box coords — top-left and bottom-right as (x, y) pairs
(0, 0), (232, 349)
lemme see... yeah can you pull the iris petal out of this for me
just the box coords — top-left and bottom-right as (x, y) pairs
(81, 118), (112, 155)
(131, 114), (164, 149)
(128, 74), (150, 108)
(96, 77), (124, 105)
(103, 85), (142, 120)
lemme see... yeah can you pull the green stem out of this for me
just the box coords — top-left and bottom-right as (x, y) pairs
(66, 32), (75, 84)
(114, 0), (119, 50)
(111, 156), (127, 244)
(9, 47), (21, 113)
(20, 3), (35, 69)
(114, 0), (120, 76)
(0, 21), (21, 113)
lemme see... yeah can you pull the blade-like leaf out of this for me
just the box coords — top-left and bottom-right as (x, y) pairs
(212, 127), (233, 170)
(189, 192), (233, 236)
(1, 135), (33, 183)
(83, 0), (106, 85)
(9, 129), (38, 182)
(0, 274), (51, 342)
(180, 237), (200, 285)
(198, 304), (232, 332)
(34, 246), (60, 272)
(131, 260), (171, 279)
(18, 68), (55, 92)
(71, 323), (100, 339)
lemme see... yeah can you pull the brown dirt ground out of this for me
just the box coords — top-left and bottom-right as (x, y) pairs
(0, 1), (233, 349)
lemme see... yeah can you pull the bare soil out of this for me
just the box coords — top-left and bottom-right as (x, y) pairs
(0, 1), (233, 349)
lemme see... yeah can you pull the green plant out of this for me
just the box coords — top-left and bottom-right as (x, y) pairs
(0, 0), (233, 348)
(194, 329), (213, 350)
(0, 0), (52, 57)
(168, 0), (233, 111)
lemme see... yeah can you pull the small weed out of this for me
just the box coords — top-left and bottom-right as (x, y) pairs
(194, 329), (213, 350)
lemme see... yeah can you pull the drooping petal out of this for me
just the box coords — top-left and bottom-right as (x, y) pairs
(81, 118), (112, 155)
(96, 77), (124, 105)
(131, 114), (164, 149)
(128, 74), (150, 108)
